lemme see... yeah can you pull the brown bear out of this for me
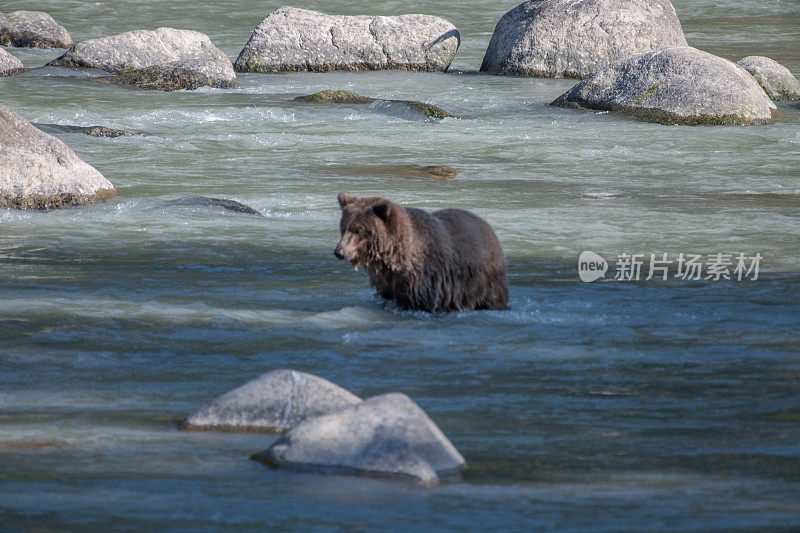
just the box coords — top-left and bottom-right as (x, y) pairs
(334, 193), (509, 312)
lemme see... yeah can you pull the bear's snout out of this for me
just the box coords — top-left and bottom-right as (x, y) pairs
(334, 245), (345, 260)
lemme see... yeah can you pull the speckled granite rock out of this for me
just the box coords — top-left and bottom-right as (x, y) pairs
(481, 0), (687, 79)
(552, 46), (777, 125)
(0, 47), (25, 76)
(0, 105), (116, 210)
(255, 393), (466, 484)
(47, 27), (237, 91)
(737, 56), (800, 101)
(234, 6), (459, 73)
(182, 370), (361, 432)
(0, 10), (73, 48)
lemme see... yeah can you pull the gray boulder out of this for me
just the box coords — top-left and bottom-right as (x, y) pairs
(0, 10), (73, 48)
(481, 0), (687, 79)
(0, 47), (25, 76)
(234, 6), (459, 73)
(255, 393), (466, 484)
(0, 105), (116, 210)
(552, 46), (777, 125)
(737, 56), (800, 102)
(47, 27), (237, 91)
(182, 370), (361, 432)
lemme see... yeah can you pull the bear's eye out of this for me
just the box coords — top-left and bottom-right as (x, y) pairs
(350, 228), (360, 235)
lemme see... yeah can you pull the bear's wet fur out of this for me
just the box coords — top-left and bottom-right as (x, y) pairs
(335, 193), (509, 313)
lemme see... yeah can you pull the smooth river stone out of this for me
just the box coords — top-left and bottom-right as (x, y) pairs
(182, 370), (361, 432)
(481, 0), (687, 79)
(551, 46), (777, 126)
(0, 10), (73, 48)
(234, 6), (460, 73)
(0, 105), (117, 210)
(737, 56), (800, 102)
(47, 27), (237, 91)
(255, 393), (466, 484)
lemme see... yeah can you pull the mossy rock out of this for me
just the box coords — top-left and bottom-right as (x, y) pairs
(324, 164), (459, 180)
(294, 90), (377, 104)
(34, 123), (133, 138)
(295, 90), (456, 119)
(552, 46), (777, 126)
(0, 189), (118, 210)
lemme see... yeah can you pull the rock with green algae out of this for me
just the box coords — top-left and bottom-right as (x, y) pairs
(0, 105), (117, 210)
(324, 164), (460, 180)
(0, 10), (73, 48)
(295, 90), (455, 120)
(47, 28), (237, 91)
(34, 123), (133, 138)
(551, 46), (777, 126)
(737, 56), (800, 102)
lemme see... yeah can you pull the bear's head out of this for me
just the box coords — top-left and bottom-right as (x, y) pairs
(334, 193), (406, 271)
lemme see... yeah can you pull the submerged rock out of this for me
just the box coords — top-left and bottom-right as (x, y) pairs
(0, 10), (73, 48)
(47, 28), (237, 91)
(254, 393), (465, 484)
(325, 164), (460, 180)
(234, 6), (459, 73)
(0, 48), (25, 76)
(182, 370), (361, 432)
(551, 46), (777, 126)
(295, 90), (455, 120)
(737, 56), (800, 102)
(481, 0), (687, 79)
(0, 105), (117, 210)
(34, 123), (133, 138)
(170, 196), (263, 216)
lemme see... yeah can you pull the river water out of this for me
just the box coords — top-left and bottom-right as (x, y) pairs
(1, 1), (799, 531)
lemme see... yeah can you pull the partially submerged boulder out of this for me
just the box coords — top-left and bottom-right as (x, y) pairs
(0, 10), (73, 48)
(481, 0), (687, 79)
(34, 123), (133, 138)
(552, 46), (777, 125)
(0, 105), (117, 210)
(182, 370), (361, 432)
(737, 56), (800, 102)
(47, 27), (237, 91)
(234, 6), (460, 73)
(295, 90), (455, 120)
(324, 164), (460, 180)
(170, 196), (263, 216)
(254, 393), (465, 484)
(0, 48), (25, 76)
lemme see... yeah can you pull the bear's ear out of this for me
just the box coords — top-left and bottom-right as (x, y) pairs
(371, 201), (392, 224)
(338, 193), (356, 209)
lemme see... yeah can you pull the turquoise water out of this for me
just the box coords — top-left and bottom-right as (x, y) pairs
(1, 1), (799, 531)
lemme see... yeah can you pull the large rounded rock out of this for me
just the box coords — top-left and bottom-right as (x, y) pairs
(552, 46), (777, 125)
(0, 48), (25, 76)
(737, 56), (800, 102)
(481, 0), (687, 79)
(47, 28), (237, 91)
(182, 370), (361, 432)
(255, 393), (466, 484)
(234, 7), (460, 73)
(0, 10), (73, 48)
(0, 105), (117, 210)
